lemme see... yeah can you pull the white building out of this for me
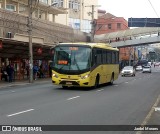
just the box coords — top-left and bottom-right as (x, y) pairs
(49, 0), (98, 33)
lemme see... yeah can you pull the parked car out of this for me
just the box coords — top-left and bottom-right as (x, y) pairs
(121, 66), (136, 77)
(135, 65), (143, 71)
(142, 65), (151, 73)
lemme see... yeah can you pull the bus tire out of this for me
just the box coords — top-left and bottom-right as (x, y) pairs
(94, 75), (99, 89)
(109, 74), (114, 85)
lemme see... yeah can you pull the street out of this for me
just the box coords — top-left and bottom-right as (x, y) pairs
(0, 67), (160, 134)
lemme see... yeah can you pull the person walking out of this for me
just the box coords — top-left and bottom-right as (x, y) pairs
(33, 64), (39, 80)
(6, 64), (14, 82)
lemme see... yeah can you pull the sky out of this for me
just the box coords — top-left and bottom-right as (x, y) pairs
(98, 0), (160, 20)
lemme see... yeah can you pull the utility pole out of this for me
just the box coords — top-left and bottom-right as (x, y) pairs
(85, 5), (100, 42)
(28, 0), (33, 83)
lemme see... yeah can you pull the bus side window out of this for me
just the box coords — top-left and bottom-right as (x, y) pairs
(92, 49), (97, 66)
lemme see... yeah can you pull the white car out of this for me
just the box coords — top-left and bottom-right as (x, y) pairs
(121, 66), (136, 77)
(135, 65), (143, 71)
(142, 65), (151, 73)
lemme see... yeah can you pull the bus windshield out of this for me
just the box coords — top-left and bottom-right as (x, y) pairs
(52, 46), (91, 74)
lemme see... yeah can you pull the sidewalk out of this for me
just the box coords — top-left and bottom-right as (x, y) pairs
(0, 77), (51, 89)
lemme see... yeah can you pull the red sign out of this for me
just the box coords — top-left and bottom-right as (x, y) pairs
(37, 48), (42, 54)
(58, 60), (68, 65)
(0, 41), (2, 49)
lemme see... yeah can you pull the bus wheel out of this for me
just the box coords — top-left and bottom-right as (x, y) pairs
(109, 74), (114, 85)
(62, 86), (68, 89)
(94, 76), (99, 88)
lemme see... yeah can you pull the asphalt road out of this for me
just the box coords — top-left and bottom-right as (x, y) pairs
(0, 67), (160, 134)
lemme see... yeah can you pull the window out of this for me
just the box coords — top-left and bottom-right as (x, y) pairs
(117, 23), (121, 29)
(108, 24), (111, 29)
(40, 0), (48, 4)
(107, 51), (112, 64)
(69, 0), (80, 10)
(112, 52), (116, 64)
(96, 49), (102, 64)
(102, 50), (107, 64)
(19, 4), (27, 14)
(6, 4), (16, 11)
(52, 0), (64, 7)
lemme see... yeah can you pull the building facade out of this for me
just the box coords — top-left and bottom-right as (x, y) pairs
(51, 0), (98, 33)
(0, 0), (89, 81)
(95, 11), (129, 35)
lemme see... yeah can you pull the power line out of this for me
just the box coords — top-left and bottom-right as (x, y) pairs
(147, 0), (159, 18)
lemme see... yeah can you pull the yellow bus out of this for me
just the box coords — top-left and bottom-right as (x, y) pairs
(50, 42), (119, 88)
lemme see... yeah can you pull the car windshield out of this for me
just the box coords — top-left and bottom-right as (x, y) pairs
(123, 66), (133, 70)
(52, 46), (91, 74)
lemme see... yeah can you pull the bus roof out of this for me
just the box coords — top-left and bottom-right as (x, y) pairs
(54, 42), (119, 51)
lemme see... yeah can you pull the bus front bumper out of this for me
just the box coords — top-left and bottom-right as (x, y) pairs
(52, 78), (91, 87)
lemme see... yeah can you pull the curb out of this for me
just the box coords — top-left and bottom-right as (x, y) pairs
(0, 80), (51, 89)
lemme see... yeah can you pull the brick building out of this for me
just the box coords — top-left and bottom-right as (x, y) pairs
(95, 11), (129, 35)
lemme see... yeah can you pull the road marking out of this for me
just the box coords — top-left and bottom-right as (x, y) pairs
(67, 96), (80, 100)
(7, 109), (34, 117)
(11, 91), (15, 93)
(96, 89), (104, 92)
(136, 95), (160, 134)
(154, 107), (160, 111)
(125, 82), (128, 83)
(114, 85), (118, 86)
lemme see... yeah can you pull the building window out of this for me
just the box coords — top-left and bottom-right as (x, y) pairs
(108, 24), (111, 29)
(6, 4), (16, 11)
(40, 0), (48, 4)
(19, 4), (27, 14)
(52, 0), (64, 7)
(69, 0), (80, 10)
(69, 1), (72, 8)
(117, 23), (121, 29)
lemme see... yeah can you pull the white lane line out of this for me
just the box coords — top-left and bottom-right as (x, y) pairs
(96, 89), (104, 92)
(11, 91), (15, 93)
(114, 85), (118, 86)
(67, 96), (80, 100)
(7, 109), (34, 117)
(136, 95), (160, 134)
(125, 82), (128, 83)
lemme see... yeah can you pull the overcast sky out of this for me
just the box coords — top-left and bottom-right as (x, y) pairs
(98, 0), (160, 20)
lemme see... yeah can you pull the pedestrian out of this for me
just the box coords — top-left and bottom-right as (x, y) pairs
(33, 64), (39, 80)
(6, 64), (14, 82)
(26, 66), (29, 79)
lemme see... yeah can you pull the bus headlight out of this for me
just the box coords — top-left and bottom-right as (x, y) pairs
(52, 73), (58, 78)
(81, 74), (90, 79)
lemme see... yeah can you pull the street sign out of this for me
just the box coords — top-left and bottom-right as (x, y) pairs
(128, 18), (160, 27)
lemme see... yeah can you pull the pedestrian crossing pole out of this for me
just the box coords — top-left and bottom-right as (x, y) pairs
(28, 0), (33, 83)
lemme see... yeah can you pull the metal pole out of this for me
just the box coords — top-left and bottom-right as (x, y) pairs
(28, 0), (33, 83)
(91, 5), (94, 42)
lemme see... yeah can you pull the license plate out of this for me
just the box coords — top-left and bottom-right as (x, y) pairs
(66, 82), (72, 85)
